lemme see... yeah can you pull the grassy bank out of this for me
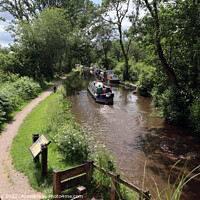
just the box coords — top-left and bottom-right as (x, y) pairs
(10, 86), (89, 197)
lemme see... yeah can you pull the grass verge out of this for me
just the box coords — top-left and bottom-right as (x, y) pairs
(10, 85), (90, 198)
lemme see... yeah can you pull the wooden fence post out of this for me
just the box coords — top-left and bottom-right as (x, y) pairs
(76, 186), (87, 200)
(86, 159), (94, 186)
(53, 169), (62, 200)
(41, 144), (48, 176)
(32, 133), (39, 163)
(111, 172), (120, 200)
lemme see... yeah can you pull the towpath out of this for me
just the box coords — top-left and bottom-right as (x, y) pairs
(0, 75), (70, 200)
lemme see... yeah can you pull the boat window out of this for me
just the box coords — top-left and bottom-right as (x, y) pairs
(106, 70), (114, 75)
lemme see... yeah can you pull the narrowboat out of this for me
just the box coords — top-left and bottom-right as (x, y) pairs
(87, 81), (114, 105)
(99, 70), (120, 84)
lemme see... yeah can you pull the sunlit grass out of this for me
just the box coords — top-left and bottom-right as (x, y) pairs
(10, 93), (73, 196)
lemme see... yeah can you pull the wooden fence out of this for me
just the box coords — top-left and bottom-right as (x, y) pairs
(53, 159), (150, 200)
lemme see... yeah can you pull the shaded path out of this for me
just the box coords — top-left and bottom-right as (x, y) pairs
(0, 75), (71, 200)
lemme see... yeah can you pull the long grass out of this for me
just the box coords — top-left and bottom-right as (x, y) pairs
(145, 160), (200, 200)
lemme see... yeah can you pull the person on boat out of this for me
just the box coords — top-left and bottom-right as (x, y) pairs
(102, 86), (106, 94)
(97, 84), (102, 96)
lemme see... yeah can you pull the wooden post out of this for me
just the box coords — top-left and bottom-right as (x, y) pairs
(111, 172), (120, 200)
(41, 144), (48, 176)
(76, 186), (87, 200)
(86, 159), (94, 186)
(32, 133), (39, 163)
(53, 169), (62, 200)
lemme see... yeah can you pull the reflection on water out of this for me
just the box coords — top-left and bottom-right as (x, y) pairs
(64, 71), (200, 200)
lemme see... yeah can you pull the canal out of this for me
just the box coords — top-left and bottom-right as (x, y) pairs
(64, 71), (200, 200)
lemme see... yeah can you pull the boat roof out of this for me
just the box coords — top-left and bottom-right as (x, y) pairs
(96, 81), (103, 87)
(106, 70), (114, 74)
(91, 81), (104, 87)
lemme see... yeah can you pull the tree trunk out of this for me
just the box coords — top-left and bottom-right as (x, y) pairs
(118, 24), (129, 80)
(156, 37), (178, 87)
(144, 0), (179, 87)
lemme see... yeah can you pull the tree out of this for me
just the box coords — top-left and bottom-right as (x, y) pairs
(138, 0), (200, 88)
(101, 0), (132, 80)
(0, 0), (37, 22)
(91, 19), (114, 69)
(1, 0), (98, 80)
(13, 8), (71, 80)
(136, 0), (200, 124)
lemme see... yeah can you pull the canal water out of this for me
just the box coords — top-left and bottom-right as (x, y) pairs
(64, 71), (200, 200)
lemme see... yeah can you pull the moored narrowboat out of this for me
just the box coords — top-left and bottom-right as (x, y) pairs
(99, 70), (120, 84)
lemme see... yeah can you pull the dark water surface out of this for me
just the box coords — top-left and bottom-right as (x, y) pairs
(65, 71), (200, 200)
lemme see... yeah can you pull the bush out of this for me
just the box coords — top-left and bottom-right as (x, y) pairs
(0, 76), (41, 126)
(55, 124), (90, 163)
(44, 85), (90, 164)
(113, 62), (125, 80)
(12, 76), (41, 100)
(157, 86), (191, 124)
(189, 94), (200, 132)
(92, 147), (116, 199)
(137, 72), (154, 97)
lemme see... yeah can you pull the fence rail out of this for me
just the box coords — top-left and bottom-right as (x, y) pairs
(53, 160), (150, 200)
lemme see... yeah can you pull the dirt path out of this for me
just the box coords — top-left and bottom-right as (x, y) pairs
(0, 75), (70, 200)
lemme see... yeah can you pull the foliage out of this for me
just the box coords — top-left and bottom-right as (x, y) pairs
(44, 85), (90, 164)
(2, 0), (98, 80)
(137, 72), (154, 97)
(14, 8), (72, 80)
(136, 64), (155, 96)
(0, 76), (41, 127)
(155, 86), (192, 124)
(91, 20), (114, 70)
(113, 62), (125, 80)
(134, 0), (200, 125)
(101, 0), (135, 80)
(189, 94), (200, 132)
(92, 147), (116, 199)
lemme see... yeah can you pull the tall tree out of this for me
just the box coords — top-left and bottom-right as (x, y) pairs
(142, 0), (179, 87)
(0, 0), (37, 22)
(136, 0), (200, 123)
(91, 20), (114, 69)
(137, 0), (200, 88)
(13, 8), (71, 80)
(101, 0), (132, 80)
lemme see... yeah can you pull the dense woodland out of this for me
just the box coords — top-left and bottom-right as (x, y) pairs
(0, 0), (200, 131)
